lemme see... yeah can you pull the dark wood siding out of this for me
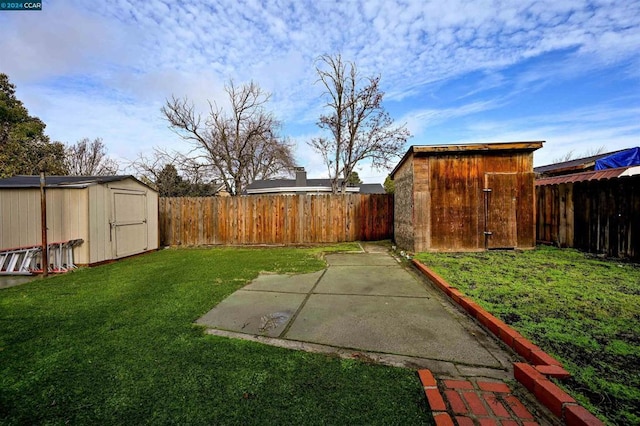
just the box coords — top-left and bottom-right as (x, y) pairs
(536, 175), (639, 260)
(485, 173), (518, 248)
(404, 150), (537, 252)
(427, 154), (481, 251)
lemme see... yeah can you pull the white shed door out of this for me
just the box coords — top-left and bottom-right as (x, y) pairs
(112, 190), (148, 258)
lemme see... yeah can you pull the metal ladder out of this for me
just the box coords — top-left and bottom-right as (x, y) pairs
(48, 239), (83, 273)
(0, 239), (84, 275)
(0, 246), (41, 275)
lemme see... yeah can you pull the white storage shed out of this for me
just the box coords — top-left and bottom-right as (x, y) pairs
(0, 175), (158, 265)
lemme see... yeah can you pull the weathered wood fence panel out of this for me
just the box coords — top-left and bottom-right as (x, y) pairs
(536, 175), (639, 260)
(159, 194), (393, 246)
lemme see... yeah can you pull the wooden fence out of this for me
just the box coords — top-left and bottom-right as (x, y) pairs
(536, 175), (639, 260)
(159, 194), (394, 246)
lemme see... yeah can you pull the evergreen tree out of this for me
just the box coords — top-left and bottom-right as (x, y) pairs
(156, 164), (191, 197)
(346, 171), (363, 186)
(383, 175), (395, 194)
(0, 73), (67, 177)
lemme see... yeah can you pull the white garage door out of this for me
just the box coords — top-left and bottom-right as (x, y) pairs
(112, 190), (148, 258)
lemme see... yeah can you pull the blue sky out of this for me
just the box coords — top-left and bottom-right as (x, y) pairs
(1, 0), (639, 183)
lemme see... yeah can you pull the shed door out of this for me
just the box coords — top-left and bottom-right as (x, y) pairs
(484, 173), (517, 249)
(112, 190), (148, 258)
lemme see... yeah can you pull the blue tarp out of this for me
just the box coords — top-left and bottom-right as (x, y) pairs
(595, 147), (640, 170)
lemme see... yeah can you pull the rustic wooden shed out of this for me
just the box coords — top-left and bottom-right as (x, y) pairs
(390, 141), (543, 252)
(0, 175), (158, 265)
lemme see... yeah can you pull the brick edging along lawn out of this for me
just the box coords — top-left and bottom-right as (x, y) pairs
(411, 259), (604, 426)
(418, 369), (539, 426)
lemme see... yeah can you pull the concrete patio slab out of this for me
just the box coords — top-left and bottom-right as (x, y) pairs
(284, 294), (502, 367)
(243, 270), (324, 293)
(196, 290), (306, 337)
(325, 253), (398, 266)
(0, 275), (37, 289)
(197, 249), (512, 371)
(197, 244), (554, 425)
(313, 266), (428, 296)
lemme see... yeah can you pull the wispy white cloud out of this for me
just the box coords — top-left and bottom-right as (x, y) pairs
(401, 100), (503, 137)
(0, 3), (135, 81)
(0, 0), (638, 181)
(437, 103), (640, 166)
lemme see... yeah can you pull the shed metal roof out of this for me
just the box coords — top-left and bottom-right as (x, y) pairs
(0, 175), (155, 190)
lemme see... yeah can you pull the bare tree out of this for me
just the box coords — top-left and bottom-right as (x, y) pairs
(552, 145), (606, 163)
(129, 147), (184, 185)
(309, 54), (410, 193)
(128, 148), (219, 196)
(65, 137), (119, 176)
(161, 81), (295, 195)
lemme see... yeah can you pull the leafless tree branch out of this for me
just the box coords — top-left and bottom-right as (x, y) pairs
(310, 54), (410, 193)
(160, 81), (294, 195)
(65, 137), (119, 176)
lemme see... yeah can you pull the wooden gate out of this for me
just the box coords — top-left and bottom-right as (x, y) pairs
(484, 173), (518, 249)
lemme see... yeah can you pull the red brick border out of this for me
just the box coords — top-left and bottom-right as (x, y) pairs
(535, 365), (571, 379)
(565, 405), (606, 426)
(418, 370), (540, 425)
(433, 412), (455, 426)
(411, 259), (605, 426)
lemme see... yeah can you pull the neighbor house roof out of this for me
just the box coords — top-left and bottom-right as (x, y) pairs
(534, 150), (627, 176)
(0, 175), (155, 190)
(358, 183), (387, 194)
(245, 172), (386, 195)
(246, 178), (340, 190)
(390, 141), (544, 178)
(535, 165), (640, 186)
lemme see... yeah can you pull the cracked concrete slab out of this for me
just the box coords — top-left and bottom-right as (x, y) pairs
(197, 249), (513, 371)
(196, 290), (306, 337)
(325, 253), (398, 266)
(313, 266), (428, 296)
(283, 293), (502, 367)
(243, 270), (324, 293)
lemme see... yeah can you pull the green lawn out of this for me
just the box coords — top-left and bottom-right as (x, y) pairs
(415, 246), (640, 426)
(1, 245), (431, 425)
